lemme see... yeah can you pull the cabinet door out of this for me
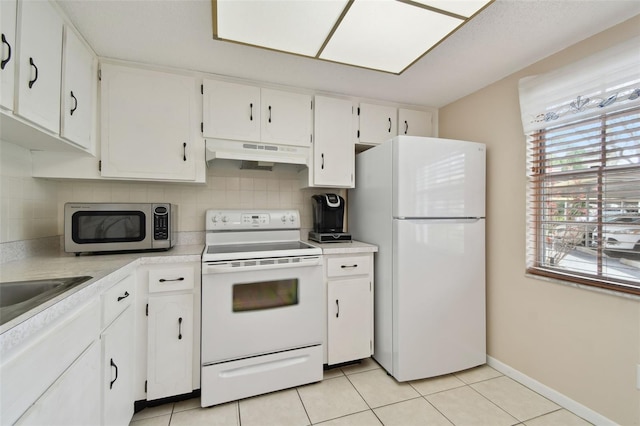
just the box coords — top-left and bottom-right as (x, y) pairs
(15, 0), (63, 133)
(100, 64), (197, 181)
(327, 278), (372, 365)
(313, 95), (354, 188)
(261, 88), (311, 147)
(102, 307), (134, 426)
(147, 293), (194, 400)
(60, 26), (96, 151)
(0, 0), (17, 111)
(16, 341), (101, 426)
(202, 79), (260, 141)
(358, 103), (397, 144)
(398, 108), (432, 137)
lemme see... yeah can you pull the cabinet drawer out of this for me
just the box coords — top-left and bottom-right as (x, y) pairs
(148, 266), (194, 293)
(326, 255), (371, 278)
(102, 273), (135, 328)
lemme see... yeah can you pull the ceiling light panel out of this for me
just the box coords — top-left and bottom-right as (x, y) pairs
(320, 0), (463, 73)
(215, 0), (348, 56)
(412, 0), (492, 18)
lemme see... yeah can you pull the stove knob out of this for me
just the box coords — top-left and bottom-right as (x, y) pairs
(281, 215), (287, 223)
(289, 215), (295, 222)
(211, 215), (219, 223)
(222, 216), (228, 223)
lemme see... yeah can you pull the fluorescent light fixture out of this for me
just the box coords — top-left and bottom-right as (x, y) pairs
(212, 0), (494, 74)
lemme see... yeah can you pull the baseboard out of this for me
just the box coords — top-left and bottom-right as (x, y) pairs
(487, 356), (616, 426)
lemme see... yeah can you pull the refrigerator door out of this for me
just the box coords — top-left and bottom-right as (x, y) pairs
(393, 136), (486, 218)
(392, 218), (486, 382)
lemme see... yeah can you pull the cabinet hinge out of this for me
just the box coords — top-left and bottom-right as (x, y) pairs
(201, 84), (203, 95)
(98, 160), (101, 172)
(144, 380), (147, 393)
(146, 303), (149, 316)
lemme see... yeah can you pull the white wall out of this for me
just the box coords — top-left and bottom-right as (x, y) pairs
(439, 15), (640, 426)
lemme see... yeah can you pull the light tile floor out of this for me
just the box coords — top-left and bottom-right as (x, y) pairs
(130, 359), (592, 426)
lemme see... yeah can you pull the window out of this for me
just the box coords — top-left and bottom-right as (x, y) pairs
(519, 36), (640, 294)
(526, 106), (640, 294)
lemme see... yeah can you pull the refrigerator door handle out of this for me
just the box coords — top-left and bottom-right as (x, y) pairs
(395, 217), (483, 222)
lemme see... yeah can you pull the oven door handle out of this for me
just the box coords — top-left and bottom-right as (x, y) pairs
(203, 256), (322, 274)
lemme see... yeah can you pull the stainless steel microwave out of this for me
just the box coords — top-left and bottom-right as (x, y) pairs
(64, 203), (177, 255)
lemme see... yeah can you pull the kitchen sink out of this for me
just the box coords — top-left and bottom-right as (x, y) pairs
(0, 276), (93, 326)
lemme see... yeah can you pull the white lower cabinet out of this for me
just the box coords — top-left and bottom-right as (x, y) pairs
(136, 262), (200, 402)
(147, 293), (194, 400)
(324, 254), (374, 365)
(101, 304), (134, 426)
(16, 341), (101, 426)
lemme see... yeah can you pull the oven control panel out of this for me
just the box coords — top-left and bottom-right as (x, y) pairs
(206, 210), (300, 230)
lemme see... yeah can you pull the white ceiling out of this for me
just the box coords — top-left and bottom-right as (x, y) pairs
(56, 0), (640, 108)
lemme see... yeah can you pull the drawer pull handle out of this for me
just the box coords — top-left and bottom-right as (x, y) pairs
(249, 103), (253, 121)
(117, 291), (129, 302)
(110, 358), (118, 389)
(178, 317), (183, 340)
(388, 117), (392, 132)
(159, 277), (185, 282)
(341, 264), (358, 269)
(336, 299), (339, 318)
(404, 120), (408, 134)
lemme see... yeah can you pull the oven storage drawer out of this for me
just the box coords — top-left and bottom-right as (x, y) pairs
(326, 255), (370, 278)
(148, 266), (194, 293)
(201, 345), (322, 407)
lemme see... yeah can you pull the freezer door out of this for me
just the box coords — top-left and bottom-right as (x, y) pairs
(392, 218), (486, 381)
(393, 136), (486, 218)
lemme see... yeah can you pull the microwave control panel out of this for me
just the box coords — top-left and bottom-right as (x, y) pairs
(153, 205), (170, 240)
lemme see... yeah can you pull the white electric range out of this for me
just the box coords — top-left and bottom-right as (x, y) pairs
(200, 210), (323, 407)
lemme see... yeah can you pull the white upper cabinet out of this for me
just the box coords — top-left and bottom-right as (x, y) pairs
(15, 0), (63, 134)
(310, 95), (354, 188)
(100, 63), (199, 181)
(398, 108), (433, 137)
(203, 79), (312, 147)
(60, 26), (96, 151)
(202, 79), (260, 141)
(0, 0), (17, 111)
(260, 88), (312, 147)
(358, 102), (397, 145)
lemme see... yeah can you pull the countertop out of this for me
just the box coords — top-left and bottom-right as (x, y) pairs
(305, 239), (378, 254)
(0, 240), (377, 357)
(0, 244), (204, 357)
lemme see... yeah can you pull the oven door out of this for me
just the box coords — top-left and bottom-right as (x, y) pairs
(201, 256), (323, 365)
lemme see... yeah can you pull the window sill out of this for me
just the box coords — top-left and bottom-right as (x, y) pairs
(525, 271), (640, 302)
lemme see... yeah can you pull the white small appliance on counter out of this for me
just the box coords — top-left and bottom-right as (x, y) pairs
(349, 135), (487, 382)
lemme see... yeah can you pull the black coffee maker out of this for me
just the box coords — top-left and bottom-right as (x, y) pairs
(309, 194), (351, 243)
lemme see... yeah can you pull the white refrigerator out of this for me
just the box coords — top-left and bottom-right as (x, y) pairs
(349, 135), (486, 382)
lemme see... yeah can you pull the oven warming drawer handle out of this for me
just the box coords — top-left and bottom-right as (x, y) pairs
(203, 257), (322, 274)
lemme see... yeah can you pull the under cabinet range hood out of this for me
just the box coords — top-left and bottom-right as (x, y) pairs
(205, 139), (309, 167)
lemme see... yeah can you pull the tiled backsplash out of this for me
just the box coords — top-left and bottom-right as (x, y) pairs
(0, 140), (344, 245)
(0, 141), (58, 242)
